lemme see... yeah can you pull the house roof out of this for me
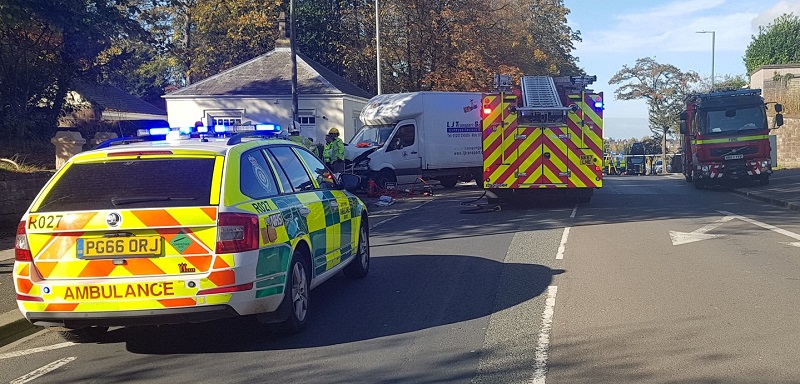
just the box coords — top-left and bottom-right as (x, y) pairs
(165, 47), (373, 100)
(72, 81), (167, 116)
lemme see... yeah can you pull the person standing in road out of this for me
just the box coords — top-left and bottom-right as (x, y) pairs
(324, 127), (345, 174)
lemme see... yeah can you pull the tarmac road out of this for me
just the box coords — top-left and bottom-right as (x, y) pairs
(1, 175), (800, 383)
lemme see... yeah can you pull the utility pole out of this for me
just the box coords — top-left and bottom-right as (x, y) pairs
(375, 0), (381, 95)
(290, 0), (299, 126)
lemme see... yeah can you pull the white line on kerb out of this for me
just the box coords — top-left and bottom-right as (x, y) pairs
(10, 356), (76, 384)
(556, 228), (570, 260)
(530, 285), (558, 384)
(0, 342), (76, 360)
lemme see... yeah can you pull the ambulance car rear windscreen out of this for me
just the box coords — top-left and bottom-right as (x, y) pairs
(34, 158), (216, 212)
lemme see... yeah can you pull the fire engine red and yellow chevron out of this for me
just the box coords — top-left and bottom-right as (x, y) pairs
(481, 90), (603, 189)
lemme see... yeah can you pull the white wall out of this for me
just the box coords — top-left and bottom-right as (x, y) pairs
(165, 96), (367, 144)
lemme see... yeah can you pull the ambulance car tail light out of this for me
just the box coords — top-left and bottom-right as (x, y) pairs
(198, 282), (254, 296)
(15, 221), (32, 262)
(16, 293), (43, 302)
(216, 213), (259, 253)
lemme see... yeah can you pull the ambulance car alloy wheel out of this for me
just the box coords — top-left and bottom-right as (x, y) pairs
(58, 326), (109, 343)
(344, 220), (370, 279)
(278, 251), (310, 334)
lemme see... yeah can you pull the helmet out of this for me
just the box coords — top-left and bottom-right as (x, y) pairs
(328, 127), (340, 136)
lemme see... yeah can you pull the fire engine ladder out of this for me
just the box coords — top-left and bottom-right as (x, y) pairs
(518, 76), (571, 112)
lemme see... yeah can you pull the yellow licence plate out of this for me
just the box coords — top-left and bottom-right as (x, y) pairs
(77, 236), (163, 258)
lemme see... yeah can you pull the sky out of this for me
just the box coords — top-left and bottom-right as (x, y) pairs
(564, 0), (800, 139)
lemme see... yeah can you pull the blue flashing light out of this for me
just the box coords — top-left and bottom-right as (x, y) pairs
(254, 124), (281, 132)
(197, 126), (209, 133)
(149, 127), (170, 136)
(179, 127), (192, 134)
(593, 96), (604, 109)
(214, 125), (227, 133)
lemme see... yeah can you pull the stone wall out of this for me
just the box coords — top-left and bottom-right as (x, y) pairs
(774, 117), (800, 168)
(0, 171), (53, 234)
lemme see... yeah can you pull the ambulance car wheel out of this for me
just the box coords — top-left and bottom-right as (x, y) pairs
(58, 326), (108, 343)
(344, 219), (370, 279)
(277, 251), (310, 334)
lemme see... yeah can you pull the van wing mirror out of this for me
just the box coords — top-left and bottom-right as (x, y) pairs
(775, 113), (784, 128)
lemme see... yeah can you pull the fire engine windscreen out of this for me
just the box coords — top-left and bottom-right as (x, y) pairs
(350, 125), (394, 147)
(699, 106), (766, 134)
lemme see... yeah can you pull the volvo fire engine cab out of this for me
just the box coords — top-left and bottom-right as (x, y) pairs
(679, 89), (783, 188)
(481, 75), (604, 203)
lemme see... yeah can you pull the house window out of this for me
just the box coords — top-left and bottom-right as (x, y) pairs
(211, 118), (242, 126)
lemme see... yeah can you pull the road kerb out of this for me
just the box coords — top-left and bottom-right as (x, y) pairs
(0, 310), (39, 348)
(732, 189), (800, 212)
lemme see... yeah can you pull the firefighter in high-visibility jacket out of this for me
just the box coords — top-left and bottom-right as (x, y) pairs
(324, 127), (345, 174)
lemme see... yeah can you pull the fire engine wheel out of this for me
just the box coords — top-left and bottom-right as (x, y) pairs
(344, 219), (370, 279)
(57, 326), (108, 343)
(276, 251), (310, 334)
(694, 179), (706, 189)
(684, 173), (692, 183)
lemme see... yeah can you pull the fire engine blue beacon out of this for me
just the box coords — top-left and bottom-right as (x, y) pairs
(594, 96), (604, 110)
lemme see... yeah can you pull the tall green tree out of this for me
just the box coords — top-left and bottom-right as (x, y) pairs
(609, 57), (699, 167)
(744, 13), (800, 73)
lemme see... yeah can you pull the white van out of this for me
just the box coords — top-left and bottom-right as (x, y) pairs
(346, 92), (483, 188)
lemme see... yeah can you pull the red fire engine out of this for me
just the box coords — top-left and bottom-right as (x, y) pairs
(481, 75), (604, 203)
(679, 89), (783, 188)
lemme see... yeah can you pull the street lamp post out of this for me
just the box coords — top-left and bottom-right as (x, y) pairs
(696, 30), (715, 91)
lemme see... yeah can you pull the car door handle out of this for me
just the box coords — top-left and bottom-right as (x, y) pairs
(410, 151), (418, 154)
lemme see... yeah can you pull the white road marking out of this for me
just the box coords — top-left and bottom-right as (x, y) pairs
(669, 216), (735, 245)
(717, 210), (800, 241)
(529, 285), (558, 384)
(10, 356), (76, 384)
(569, 205), (577, 218)
(369, 199), (434, 230)
(555, 228), (570, 260)
(0, 342), (76, 360)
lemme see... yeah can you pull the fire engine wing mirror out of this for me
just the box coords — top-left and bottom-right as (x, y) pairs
(774, 103), (783, 113)
(679, 111), (688, 121)
(679, 121), (687, 135)
(775, 113), (784, 128)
